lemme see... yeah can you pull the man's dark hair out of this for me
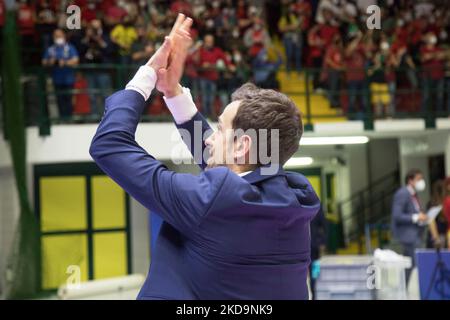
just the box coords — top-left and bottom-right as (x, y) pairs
(230, 83), (303, 166)
(405, 169), (422, 185)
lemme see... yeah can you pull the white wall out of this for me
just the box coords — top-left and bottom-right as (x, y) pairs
(368, 139), (399, 182)
(0, 166), (20, 298)
(399, 131), (450, 206)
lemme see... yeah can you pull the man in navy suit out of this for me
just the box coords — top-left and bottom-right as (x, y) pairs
(391, 169), (429, 283)
(90, 14), (320, 300)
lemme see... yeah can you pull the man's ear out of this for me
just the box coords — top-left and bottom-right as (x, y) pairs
(234, 135), (252, 162)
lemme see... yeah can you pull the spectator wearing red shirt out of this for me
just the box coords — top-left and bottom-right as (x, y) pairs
(0, 0), (4, 29)
(420, 32), (446, 114)
(294, 0), (312, 31)
(170, 0), (193, 17)
(344, 32), (369, 119)
(198, 34), (228, 119)
(104, 0), (127, 31)
(307, 9), (339, 90)
(324, 34), (344, 109)
(99, 0), (116, 13)
(80, 1), (98, 25)
(17, 0), (36, 62)
(17, 0), (35, 36)
(307, 24), (324, 90)
(183, 32), (202, 102)
(243, 17), (270, 58)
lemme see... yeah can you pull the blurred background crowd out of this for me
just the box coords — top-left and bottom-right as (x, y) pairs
(0, 0), (449, 122)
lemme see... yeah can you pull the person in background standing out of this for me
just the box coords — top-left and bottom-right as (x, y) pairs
(391, 169), (428, 284)
(278, 3), (302, 76)
(324, 33), (344, 109)
(444, 177), (450, 249)
(426, 180), (448, 249)
(36, 0), (57, 51)
(17, 0), (37, 64)
(198, 34), (228, 119)
(131, 25), (154, 66)
(421, 32), (446, 115)
(42, 28), (79, 121)
(243, 17), (270, 59)
(344, 31), (368, 120)
(309, 206), (328, 300)
(110, 15), (137, 65)
(79, 19), (115, 119)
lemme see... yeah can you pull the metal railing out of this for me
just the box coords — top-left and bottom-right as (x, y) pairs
(337, 168), (401, 254)
(3, 64), (450, 136)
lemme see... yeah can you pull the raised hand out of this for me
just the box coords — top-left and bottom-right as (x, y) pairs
(146, 36), (172, 72)
(156, 13), (193, 97)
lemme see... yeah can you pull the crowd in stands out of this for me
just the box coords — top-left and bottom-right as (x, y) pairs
(277, 0), (450, 119)
(0, 0), (449, 121)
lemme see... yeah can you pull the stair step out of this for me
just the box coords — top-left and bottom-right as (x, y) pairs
(278, 70), (346, 124)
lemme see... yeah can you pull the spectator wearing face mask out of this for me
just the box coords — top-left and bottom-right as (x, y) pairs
(307, 8), (339, 91)
(344, 31), (369, 120)
(324, 34), (344, 109)
(391, 169), (429, 284)
(243, 17), (270, 58)
(198, 34), (229, 119)
(42, 28), (79, 120)
(368, 39), (396, 118)
(420, 32), (446, 115)
(79, 19), (115, 118)
(36, 0), (57, 50)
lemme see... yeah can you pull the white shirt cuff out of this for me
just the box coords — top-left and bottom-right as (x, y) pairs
(163, 87), (198, 124)
(412, 214), (419, 224)
(125, 65), (157, 101)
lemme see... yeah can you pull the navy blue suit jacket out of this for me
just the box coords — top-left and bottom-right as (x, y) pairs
(90, 89), (321, 299)
(391, 186), (425, 245)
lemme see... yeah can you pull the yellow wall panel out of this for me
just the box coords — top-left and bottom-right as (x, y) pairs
(42, 234), (88, 290)
(93, 232), (127, 279)
(40, 177), (87, 232)
(92, 176), (125, 229)
(307, 176), (321, 200)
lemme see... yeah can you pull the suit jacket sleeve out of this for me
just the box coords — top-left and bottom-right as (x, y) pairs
(392, 190), (415, 225)
(176, 111), (212, 170)
(163, 87), (213, 171)
(89, 89), (228, 235)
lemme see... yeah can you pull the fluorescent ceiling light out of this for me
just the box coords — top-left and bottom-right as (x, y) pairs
(300, 136), (369, 146)
(284, 157), (314, 168)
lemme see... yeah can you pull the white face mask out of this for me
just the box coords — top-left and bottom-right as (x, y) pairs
(414, 179), (426, 192)
(429, 36), (437, 45)
(55, 38), (65, 46)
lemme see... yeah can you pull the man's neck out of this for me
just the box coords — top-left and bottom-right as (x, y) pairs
(230, 164), (256, 176)
(407, 184), (416, 195)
